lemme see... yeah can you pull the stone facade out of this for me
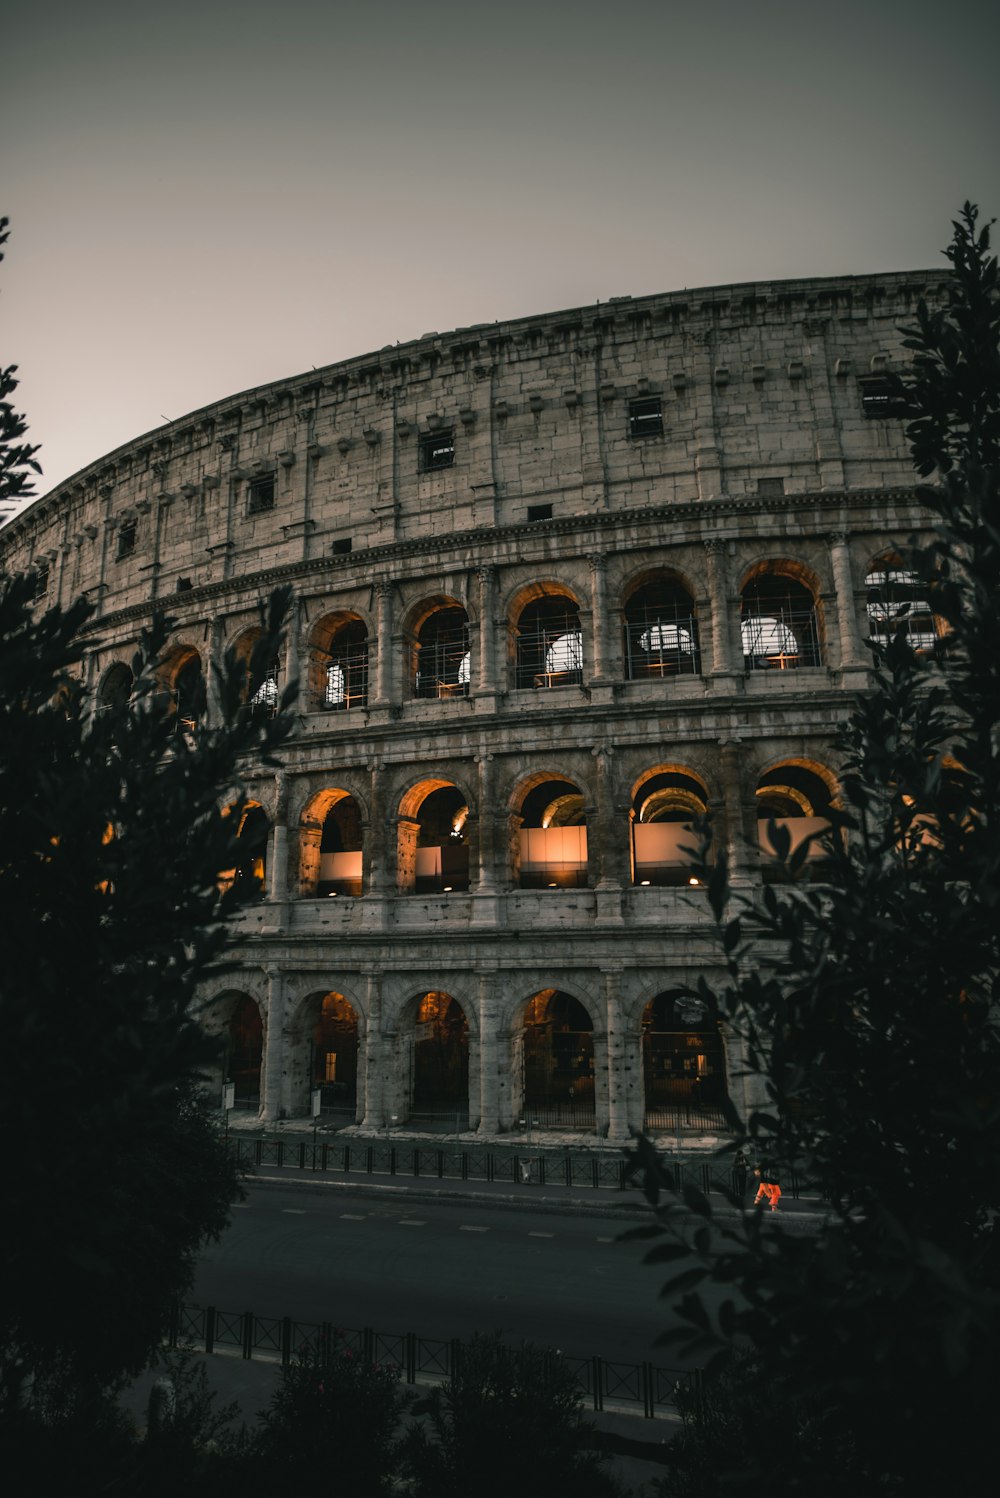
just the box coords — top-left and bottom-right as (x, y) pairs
(1, 270), (946, 1145)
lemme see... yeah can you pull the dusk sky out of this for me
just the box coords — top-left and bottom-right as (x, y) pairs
(3, 0), (998, 506)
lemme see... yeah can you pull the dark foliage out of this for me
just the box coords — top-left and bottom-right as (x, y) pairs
(246, 1340), (403, 1496)
(628, 205), (1000, 1493)
(400, 1332), (626, 1498)
(0, 572), (296, 1397)
(0, 218), (42, 505)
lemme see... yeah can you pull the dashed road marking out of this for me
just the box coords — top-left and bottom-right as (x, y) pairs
(233, 1204), (251, 1209)
(282, 1208), (307, 1215)
(596, 1236), (615, 1243)
(400, 1219), (426, 1227)
(460, 1224), (489, 1233)
(340, 1213), (366, 1220)
(528, 1231), (555, 1238)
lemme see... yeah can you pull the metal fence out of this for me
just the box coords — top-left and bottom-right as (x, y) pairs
(167, 1300), (692, 1421)
(230, 1136), (811, 1200)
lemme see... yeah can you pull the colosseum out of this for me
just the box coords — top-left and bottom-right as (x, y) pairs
(1, 270), (945, 1148)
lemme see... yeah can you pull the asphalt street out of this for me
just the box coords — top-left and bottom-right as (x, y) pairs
(192, 1179), (689, 1370)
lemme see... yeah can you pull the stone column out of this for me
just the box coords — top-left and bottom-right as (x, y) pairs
(261, 967), (285, 1123)
(588, 553), (609, 684)
(268, 772), (289, 903)
(283, 590), (301, 709)
(366, 762), (388, 893)
(206, 617), (226, 726)
(477, 974), (500, 1136)
(475, 752), (497, 891)
(604, 971), (629, 1143)
(704, 540), (734, 675)
(361, 972), (385, 1129)
(720, 739), (751, 881)
(373, 580), (394, 707)
(476, 565), (497, 697)
(829, 532), (864, 669)
(592, 746), (625, 889)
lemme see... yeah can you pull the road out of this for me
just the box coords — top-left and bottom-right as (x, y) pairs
(192, 1181), (690, 1369)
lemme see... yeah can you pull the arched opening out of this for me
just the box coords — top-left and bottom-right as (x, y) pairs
(521, 990), (595, 1130)
(756, 762), (836, 881)
(741, 569), (822, 671)
(231, 627), (280, 718)
(401, 782), (470, 893)
(865, 554), (941, 653)
(313, 992), (360, 1120)
(642, 993), (730, 1132)
(310, 612), (369, 712)
(220, 801), (269, 892)
(226, 995), (263, 1110)
(98, 661), (134, 712)
(406, 991), (470, 1131)
(631, 769), (709, 886)
(160, 646), (204, 733)
(410, 602), (471, 699)
(318, 795), (364, 896)
(516, 776), (588, 889)
(513, 591), (583, 690)
(623, 576), (700, 679)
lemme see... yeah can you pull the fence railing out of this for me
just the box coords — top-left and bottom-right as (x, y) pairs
(167, 1300), (692, 1421)
(230, 1136), (812, 1199)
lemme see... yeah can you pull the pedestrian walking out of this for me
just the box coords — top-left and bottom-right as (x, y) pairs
(732, 1149), (749, 1201)
(753, 1166), (782, 1212)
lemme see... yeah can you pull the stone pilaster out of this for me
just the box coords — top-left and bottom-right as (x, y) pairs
(588, 553), (609, 684)
(361, 972), (385, 1129)
(604, 971), (629, 1143)
(475, 565), (497, 704)
(477, 974), (500, 1135)
(704, 539), (734, 676)
(261, 967), (285, 1123)
(373, 580), (394, 708)
(829, 532), (865, 670)
(720, 738), (751, 881)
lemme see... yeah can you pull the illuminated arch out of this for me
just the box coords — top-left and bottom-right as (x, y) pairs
(404, 595), (471, 699)
(630, 766), (710, 887)
(622, 572), (700, 680)
(740, 561), (823, 671)
(309, 610), (369, 711)
(511, 772), (589, 889)
(509, 582), (583, 691)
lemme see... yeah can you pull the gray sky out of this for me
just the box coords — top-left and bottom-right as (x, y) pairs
(3, 0), (998, 501)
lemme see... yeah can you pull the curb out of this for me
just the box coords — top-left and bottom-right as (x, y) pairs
(248, 1171), (829, 1227)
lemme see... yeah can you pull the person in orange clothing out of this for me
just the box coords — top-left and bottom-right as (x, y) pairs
(753, 1166), (782, 1211)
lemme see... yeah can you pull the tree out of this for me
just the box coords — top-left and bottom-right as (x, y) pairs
(0, 218), (42, 507)
(627, 204), (1000, 1494)
(0, 565), (296, 1398)
(247, 1340), (403, 1497)
(400, 1332), (626, 1498)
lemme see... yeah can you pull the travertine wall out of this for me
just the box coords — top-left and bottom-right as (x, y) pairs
(1, 269), (943, 1145)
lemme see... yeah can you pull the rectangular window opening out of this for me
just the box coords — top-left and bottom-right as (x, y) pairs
(628, 397), (663, 440)
(116, 523), (137, 559)
(526, 503), (553, 523)
(756, 476), (785, 498)
(860, 378), (908, 419)
(419, 429), (455, 471)
(33, 565), (49, 599)
(332, 537), (353, 555)
(247, 476), (276, 514)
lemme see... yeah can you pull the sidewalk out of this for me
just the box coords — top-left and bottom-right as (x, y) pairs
(119, 1352), (679, 1492)
(229, 1121), (828, 1228)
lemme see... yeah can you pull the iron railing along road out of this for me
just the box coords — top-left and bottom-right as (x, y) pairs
(229, 1135), (811, 1199)
(167, 1300), (693, 1421)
